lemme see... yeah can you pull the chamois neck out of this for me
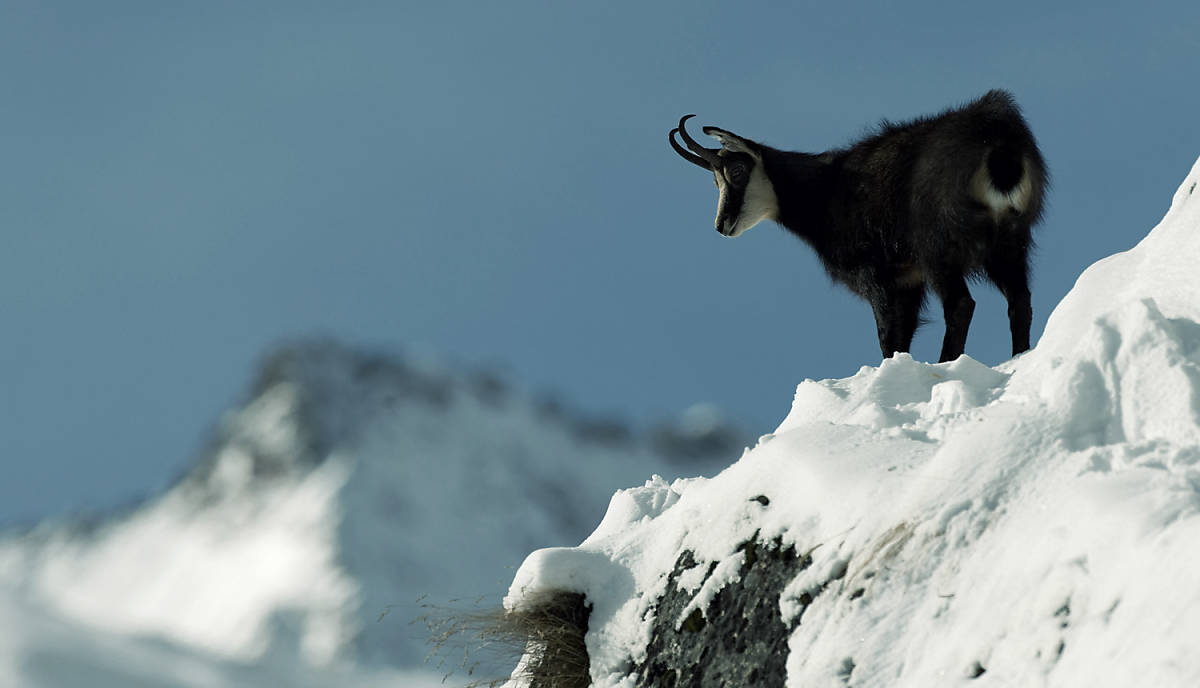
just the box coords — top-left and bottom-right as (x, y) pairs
(758, 148), (835, 245)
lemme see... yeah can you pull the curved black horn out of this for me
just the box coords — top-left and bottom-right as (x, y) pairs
(672, 114), (722, 169)
(670, 128), (711, 169)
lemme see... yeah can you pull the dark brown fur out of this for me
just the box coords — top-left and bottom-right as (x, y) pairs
(675, 90), (1049, 362)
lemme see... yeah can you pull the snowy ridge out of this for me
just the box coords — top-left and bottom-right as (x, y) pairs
(505, 157), (1200, 687)
(0, 342), (741, 686)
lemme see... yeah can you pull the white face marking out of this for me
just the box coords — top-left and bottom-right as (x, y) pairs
(716, 177), (730, 229)
(715, 151), (779, 237)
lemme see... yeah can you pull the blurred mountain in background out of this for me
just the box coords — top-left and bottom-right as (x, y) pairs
(0, 339), (745, 685)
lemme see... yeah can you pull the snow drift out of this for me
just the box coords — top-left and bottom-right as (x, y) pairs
(504, 158), (1200, 687)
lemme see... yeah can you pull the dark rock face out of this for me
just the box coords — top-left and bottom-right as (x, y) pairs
(636, 539), (809, 688)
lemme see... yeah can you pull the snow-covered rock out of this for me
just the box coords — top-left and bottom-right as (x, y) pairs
(504, 157), (1200, 687)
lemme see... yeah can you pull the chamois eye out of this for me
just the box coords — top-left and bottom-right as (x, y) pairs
(727, 163), (748, 185)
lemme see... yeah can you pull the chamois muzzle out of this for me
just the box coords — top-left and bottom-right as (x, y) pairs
(670, 114), (721, 170)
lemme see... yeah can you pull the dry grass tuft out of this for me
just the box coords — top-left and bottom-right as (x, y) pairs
(415, 590), (592, 687)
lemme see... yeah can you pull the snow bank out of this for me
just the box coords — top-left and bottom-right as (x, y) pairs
(505, 157), (1200, 687)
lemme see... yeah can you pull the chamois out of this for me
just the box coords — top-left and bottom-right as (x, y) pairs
(669, 90), (1048, 363)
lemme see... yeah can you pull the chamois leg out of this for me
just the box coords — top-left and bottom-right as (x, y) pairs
(930, 273), (975, 363)
(871, 299), (895, 359)
(985, 247), (1032, 356)
(870, 287), (925, 358)
(894, 286), (926, 353)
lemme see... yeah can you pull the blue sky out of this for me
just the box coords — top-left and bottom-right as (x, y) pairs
(3, 1), (1199, 524)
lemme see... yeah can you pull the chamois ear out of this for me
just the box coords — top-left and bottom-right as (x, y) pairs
(703, 126), (758, 155)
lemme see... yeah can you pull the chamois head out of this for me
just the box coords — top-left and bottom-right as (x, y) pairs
(669, 114), (779, 237)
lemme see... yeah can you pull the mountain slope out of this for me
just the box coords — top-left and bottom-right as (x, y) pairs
(0, 341), (742, 684)
(504, 157), (1200, 687)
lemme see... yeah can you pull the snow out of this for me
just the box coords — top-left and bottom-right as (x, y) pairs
(18, 460), (356, 664)
(505, 157), (1200, 687)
